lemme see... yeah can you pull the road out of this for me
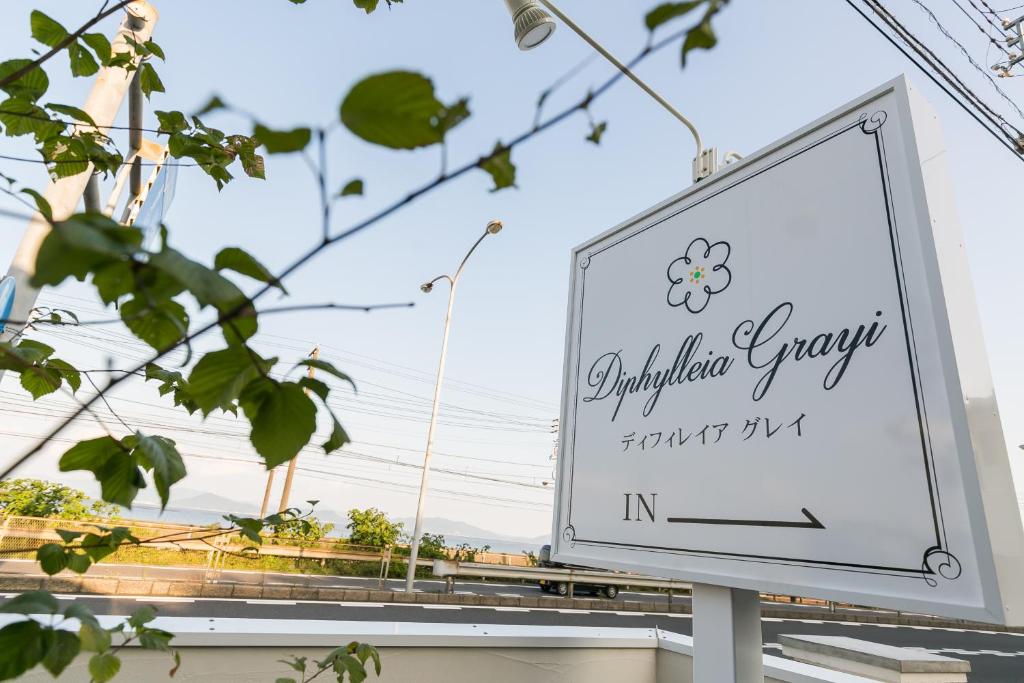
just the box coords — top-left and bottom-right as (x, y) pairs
(0, 559), (897, 614)
(3, 560), (1024, 681)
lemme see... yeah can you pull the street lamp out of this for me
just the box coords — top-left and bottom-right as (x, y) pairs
(404, 219), (504, 593)
(500, 0), (725, 183)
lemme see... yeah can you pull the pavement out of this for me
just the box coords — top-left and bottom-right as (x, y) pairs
(3, 560), (1024, 681)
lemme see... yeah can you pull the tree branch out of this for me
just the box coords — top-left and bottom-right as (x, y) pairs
(0, 24), (694, 482)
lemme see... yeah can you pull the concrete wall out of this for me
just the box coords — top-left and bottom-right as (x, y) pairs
(19, 647), (657, 683)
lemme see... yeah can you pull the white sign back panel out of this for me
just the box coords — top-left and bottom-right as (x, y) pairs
(552, 77), (1024, 625)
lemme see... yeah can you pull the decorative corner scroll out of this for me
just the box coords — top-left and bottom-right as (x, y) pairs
(562, 524), (577, 547)
(921, 546), (962, 587)
(579, 255), (591, 270)
(858, 110), (888, 134)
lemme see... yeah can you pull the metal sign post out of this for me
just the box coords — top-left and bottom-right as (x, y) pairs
(692, 584), (763, 682)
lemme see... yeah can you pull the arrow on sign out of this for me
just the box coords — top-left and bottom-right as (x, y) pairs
(666, 507), (825, 529)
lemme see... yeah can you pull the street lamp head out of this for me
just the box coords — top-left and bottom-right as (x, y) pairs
(503, 0), (556, 51)
(420, 282), (434, 294)
(486, 219), (504, 235)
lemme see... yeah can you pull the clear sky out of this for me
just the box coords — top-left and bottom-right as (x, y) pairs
(1, 0), (1021, 541)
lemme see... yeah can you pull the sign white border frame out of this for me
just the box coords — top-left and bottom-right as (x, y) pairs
(550, 76), (1024, 625)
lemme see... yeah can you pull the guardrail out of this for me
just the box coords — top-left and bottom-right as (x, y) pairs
(0, 516), (431, 587)
(432, 559), (692, 599)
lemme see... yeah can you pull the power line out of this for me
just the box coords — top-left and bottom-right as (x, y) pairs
(845, 0), (1024, 161)
(962, 0), (1015, 37)
(910, 0), (1024, 121)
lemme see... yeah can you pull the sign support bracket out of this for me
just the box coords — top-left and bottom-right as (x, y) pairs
(692, 583), (764, 682)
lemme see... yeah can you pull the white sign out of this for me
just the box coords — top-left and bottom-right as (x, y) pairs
(551, 77), (1024, 625)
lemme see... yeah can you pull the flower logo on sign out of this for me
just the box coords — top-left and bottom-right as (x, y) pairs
(666, 238), (732, 314)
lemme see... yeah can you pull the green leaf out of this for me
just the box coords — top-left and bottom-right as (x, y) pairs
(13, 339), (55, 362)
(96, 454), (146, 508)
(586, 121), (608, 145)
(31, 212), (142, 288)
(20, 365), (62, 399)
(46, 358), (81, 392)
(0, 620), (45, 680)
(242, 380), (317, 468)
(147, 247), (257, 343)
(479, 142), (516, 192)
(30, 11), (69, 48)
(144, 40), (165, 60)
(36, 544), (68, 575)
(63, 603), (99, 628)
(155, 110), (189, 134)
(88, 652), (121, 682)
(133, 434), (186, 510)
(45, 102), (96, 127)
(356, 643), (381, 675)
(78, 621), (111, 653)
(58, 436), (121, 472)
(214, 247), (285, 293)
(41, 629), (79, 676)
(645, 1), (703, 31)
(340, 71), (447, 150)
(324, 415), (350, 454)
(0, 591), (59, 615)
(194, 95), (226, 117)
(55, 529), (84, 543)
(296, 359), (356, 390)
(138, 628), (173, 651)
(81, 33), (112, 64)
(138, 62), (165, 99)
(432, 97), (471, 138)
(0, 98), (62, 141)
(187, 345), (267, 415)
(20, 188), (52, 221)
(120, 297), (189, 350)
(337, 178), (364, 198)
(682, 17), (717, 65)
(297, 376), (330, 402)
(127, 605), (157, 629)
(59, 436), (144, 508)
(68, 42), (100, 78)
(352, 0), (404, 13)
(253, 124), (311, 154)
(66, 550), (92, 573)
(0, 59), (49, 101)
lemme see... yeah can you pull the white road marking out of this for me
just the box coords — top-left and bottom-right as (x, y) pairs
(497, 593), (523, 598)
(454, 591), (475, 595)
(422, 605), (461, 610)
(136, 597), (195, 603)
(338, 603), (383, 608)
(494, 607), (530, 612)
(245, 600), (297, 605)
(558, 609), (589, 614)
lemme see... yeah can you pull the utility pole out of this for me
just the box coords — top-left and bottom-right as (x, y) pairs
(277, 346), (319, 513)
(998, 12), (1024, 76)
(0, 2), (159, 346)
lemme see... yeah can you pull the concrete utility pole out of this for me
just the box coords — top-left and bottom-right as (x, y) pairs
(404, 220), (503, 593)
(277, 346), (320, 513)
(0, 2), (159, 345)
